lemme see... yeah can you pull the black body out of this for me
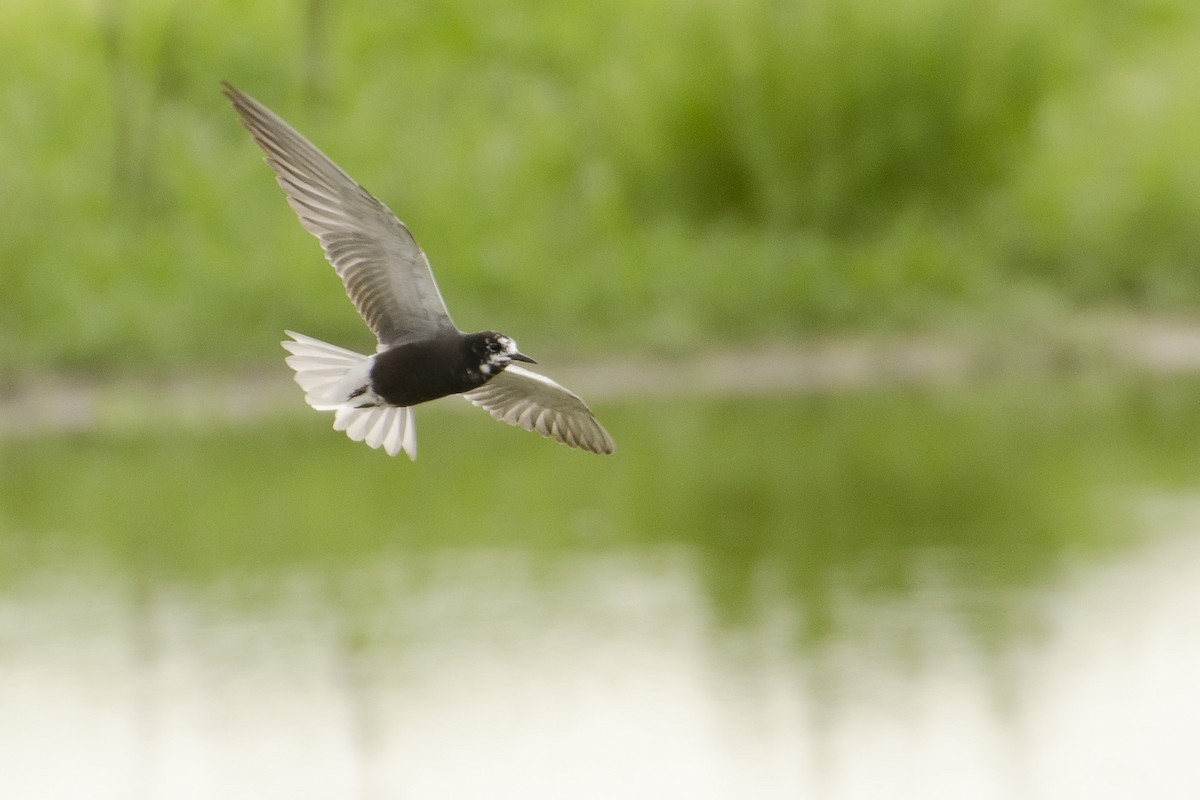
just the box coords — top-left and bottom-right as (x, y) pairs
(370, 331), (501, 407)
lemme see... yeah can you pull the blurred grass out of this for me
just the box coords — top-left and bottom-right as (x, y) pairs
(3, 0), (1200, 378)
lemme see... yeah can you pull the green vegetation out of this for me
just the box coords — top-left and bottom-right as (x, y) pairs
(3, 0), (1200, 378)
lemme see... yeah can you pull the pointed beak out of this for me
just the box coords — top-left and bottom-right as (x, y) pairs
(510, 350), (537, 364)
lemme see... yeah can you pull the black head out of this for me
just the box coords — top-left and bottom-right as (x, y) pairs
(467, 331), (537, 377)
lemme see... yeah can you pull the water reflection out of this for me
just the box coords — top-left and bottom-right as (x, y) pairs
(3, 525), (1200, 799)
(3, 376), (1200, 798)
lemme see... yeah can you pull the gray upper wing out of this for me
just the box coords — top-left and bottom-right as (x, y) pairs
(463, 365), (615, 455)
(224, 83), (457, 346)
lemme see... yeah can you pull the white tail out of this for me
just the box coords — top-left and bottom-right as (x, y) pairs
(281, 331), (418, 459)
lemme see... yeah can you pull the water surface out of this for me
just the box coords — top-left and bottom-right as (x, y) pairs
(3, 376), (1200, 798)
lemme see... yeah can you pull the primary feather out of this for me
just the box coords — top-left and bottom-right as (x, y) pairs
(463, 365), (616, 455)
(223, 82), (458, 346)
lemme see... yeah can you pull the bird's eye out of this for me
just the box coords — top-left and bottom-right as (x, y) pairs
(487, 341), (502, 353)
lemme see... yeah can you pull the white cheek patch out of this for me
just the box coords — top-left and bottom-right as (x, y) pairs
(481, 353), (510, 376)
(477, 337), (518, 379)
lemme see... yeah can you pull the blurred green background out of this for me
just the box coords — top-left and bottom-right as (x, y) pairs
(4, 0), (1200, 376)
(4, 1), (1200, 798)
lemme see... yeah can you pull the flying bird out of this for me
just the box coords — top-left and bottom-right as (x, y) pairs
(222, 82), (615, 459)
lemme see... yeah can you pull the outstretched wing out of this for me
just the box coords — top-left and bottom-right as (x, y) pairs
(223, 82), (458, 346)
(463, 365), (615, 455)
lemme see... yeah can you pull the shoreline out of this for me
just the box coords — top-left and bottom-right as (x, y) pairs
(6, 316), (1200, 438)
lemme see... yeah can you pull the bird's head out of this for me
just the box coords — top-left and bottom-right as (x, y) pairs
(472, 331), (536, 377)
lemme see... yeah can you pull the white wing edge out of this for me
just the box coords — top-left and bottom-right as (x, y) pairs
(463, 364), (615, 455)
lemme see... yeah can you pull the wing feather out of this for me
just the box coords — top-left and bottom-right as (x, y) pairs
(463, 365), (615, 455)
(223, 82), (458, 346)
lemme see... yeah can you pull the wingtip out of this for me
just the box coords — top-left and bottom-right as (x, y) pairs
(586, 432), (617, 456)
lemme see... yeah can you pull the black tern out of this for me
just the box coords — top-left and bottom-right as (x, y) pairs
(223, 83), (615, 459)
